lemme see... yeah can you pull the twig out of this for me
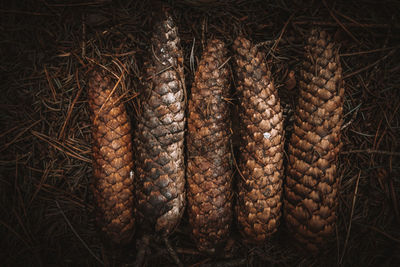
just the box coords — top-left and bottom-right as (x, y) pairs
(153, 65), (173, 77)
(359, 224), (400, 244)
(190, 37), (196, 75)
(343, 49), (396, 79)
(389, 178), (400, 223)
(82, 12), (86, 58)
(44, 66), (57, 102)
(340, 46), (400, 57)
(323, 0), (361, 44)
(268, 12), (295, 55)
(58, 70), (84, 140)
(218, 56), (231, 70)
(0, 125), (20, 139)
(341, 103), (360, 130)
(349, 129), (375, 137)
(230, 130), (246, 183)
(0, 9), (55, 16)
(32, 130), (91, 163)
(255, 39), (274, 49)
(201, 15), (207, 51)
(94, 72), (124, 123)
(335, 8), (373, 29)
(28, 160), (52, 208)
(341, 149), (400, 156)
(292, 21), (391, 28)
(340, 171), (361, 265)
(112, 58), (129, 78)
(44, 1), (107, 7)
(0, 220), (32, 249)
(1, 120), (41, 152)
(102, 51), (137, 57)
(151, 43), (163, 65)
(200, 258), (247, 267)
(164, 237), (183, 267)
(55, 200), (104, 265)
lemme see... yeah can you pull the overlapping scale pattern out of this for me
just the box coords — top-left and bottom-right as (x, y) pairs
(284, 29), (344, 252)
(233, 36), (284, 243)
(134, 12), (186, 236)
(88, 69), (135, 244)
(187, 39), (233, 252)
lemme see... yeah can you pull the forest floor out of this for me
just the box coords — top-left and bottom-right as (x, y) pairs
(1, 0), (399, 266)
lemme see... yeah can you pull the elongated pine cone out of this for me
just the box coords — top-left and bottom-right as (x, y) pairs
(134, 12), (186, 236)
(233, 36), (284, 243)
(88, 69), (135, 244)
(284, 29), (344, 252)
(187, 39), (233, 252)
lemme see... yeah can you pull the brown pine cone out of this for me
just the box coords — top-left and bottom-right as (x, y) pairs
(284, 28), (344, 252)
(134, 12), (186, 236)
(88, 68), (135, 244)
(187, 39), (233, 253)
(233, 36), (284, 243)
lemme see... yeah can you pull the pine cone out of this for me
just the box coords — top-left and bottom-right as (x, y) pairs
(283, 28), (344, 252)
(134, 12), (186, 236)
(233, 36), (284, 243)
(187, 39), (233, 252)
(88, 68), (135, 244)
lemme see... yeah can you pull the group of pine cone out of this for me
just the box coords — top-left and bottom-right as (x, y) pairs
(87, 10), (344, 254)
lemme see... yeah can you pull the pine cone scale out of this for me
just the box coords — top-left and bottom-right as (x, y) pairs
(88, 69), (135, 244)
(233, 36), (284, 243)
(134, 12), (186, 236)
(187, 39), (233, 252)
(284, 29), (344, 252)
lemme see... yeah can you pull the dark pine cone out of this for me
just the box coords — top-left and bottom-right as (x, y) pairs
(88, 68), (135, 244)
(134, 11), (186, 236)
(284, 28), (344, 252)
(233, 36), (284, 243)
(187, 39), (233, 253)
